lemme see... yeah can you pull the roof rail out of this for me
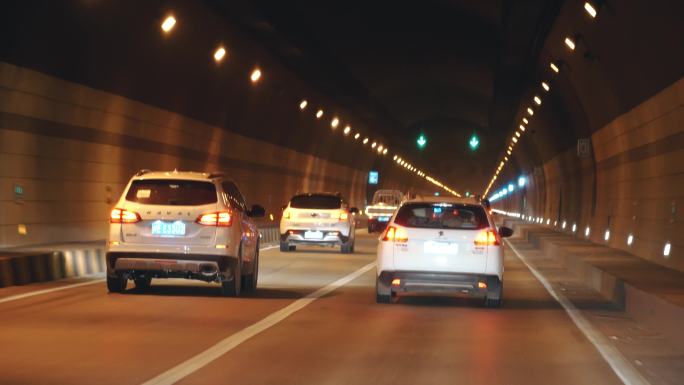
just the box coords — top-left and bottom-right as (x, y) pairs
(208, 171), (226, 179)
(135, 169), (152, 176)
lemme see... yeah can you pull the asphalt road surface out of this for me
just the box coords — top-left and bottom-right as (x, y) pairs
(0, 233), (624, 385)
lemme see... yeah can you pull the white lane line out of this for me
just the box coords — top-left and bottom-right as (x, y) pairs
(0, 245), (280, 304)
(0, 276), (106, 305)
(505, 239), (651, 385)
(141, 261), (376, 385)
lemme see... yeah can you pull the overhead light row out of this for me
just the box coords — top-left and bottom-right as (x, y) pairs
(483, 2), (600, 198)
(392, 155), (460, 196)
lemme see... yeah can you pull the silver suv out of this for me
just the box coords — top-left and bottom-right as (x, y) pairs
(106, 170), (265, 296)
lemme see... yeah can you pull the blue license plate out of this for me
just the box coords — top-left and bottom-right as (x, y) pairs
(151, 221), (186, 236)
(378, 216), (390, 222)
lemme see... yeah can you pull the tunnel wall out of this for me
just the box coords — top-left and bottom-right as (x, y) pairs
(0, 62), (431, 248)
(498, 77), (684, 272)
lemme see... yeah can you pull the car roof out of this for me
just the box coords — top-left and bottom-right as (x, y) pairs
(131, 170), (226, 182)
(404, 195), (483, 206)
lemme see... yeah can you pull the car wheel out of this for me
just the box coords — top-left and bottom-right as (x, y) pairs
(221, 259), (241, 297)
(367, 223), (373, 233)
(242, 245), (259, 292)
(134, 277), (151, 290)
(376, 277), (391, 304)
(485, 280), (503, 308)
(107, 273), (127, 293)
(341, 240), (353, 254)
(279, 240), (289, 252)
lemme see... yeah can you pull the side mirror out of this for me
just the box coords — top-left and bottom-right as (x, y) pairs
(349, 207), (359, 214)
(498, 226), (513, 238)
(248, 204), (266, 218)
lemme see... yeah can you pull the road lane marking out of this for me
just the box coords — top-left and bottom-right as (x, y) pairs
(505, 239), (651, 385)
(0, 244), (280, 304)
(0, 276), (106, 305)
(141, 261), (376, 385)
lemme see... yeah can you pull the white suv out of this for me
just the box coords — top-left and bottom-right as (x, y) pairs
(375, 196), (512, 307)
(106, 170), (265, 296)
(279, 193), (358, 253)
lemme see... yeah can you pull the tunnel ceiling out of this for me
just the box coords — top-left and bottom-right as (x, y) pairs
(216, 0), (562, 193)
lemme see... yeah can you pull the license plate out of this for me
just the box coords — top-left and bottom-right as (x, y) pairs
(378, 216), (390, 222)
(151, 220), (186, 236)
(424, 241), (458, 254)
(304, 230), (324, 239)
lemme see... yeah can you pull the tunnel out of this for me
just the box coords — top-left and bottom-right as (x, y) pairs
(0, 1), (683, 384)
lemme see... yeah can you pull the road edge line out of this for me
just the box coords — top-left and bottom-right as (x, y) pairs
(505, 239), (650, 385)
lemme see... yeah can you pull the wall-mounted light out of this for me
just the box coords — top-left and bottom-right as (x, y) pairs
(371, 142), (377, 148)
(663, 242), (671, 257)
(518, 177), (526, 187)
(343, 125), (351, 135)
(354, 133), (360, 139)
(214, 46), (227, 62)
(604, 229), (610, 241)
(383, 148), (388, 154)
(527, 107), (534, 116)
(316, 109), (324, 118)
(550, 62), (560, 73)
(363, 138), (369, 144)
(331, 117), (339, 128)
(627, 234), (634, 246)
(541, 82), (550, 92)
(523, 118), (529, 124)
(250, 68), (262, 83)
(584, 1), (598, 18)
(585, 226), (591, 237)
(534, 96), (542, 105)
(299, 100), (308, 110)
(562, 221), (567, 229)
(564, 36), (577, 51)
(161, 15), (176, 33)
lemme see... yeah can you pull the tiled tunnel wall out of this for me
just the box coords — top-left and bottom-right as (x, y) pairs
(0, 62), (433, 248)
(497, 77), (684, 272)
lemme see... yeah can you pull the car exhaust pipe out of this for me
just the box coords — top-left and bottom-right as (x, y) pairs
(199, 263), (218, 276)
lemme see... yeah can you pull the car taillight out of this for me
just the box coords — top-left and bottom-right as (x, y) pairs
(110, 208), (141, 224)
(283, 210), (291, 220)
(338, 211), (349, 221)
(474, 229), (499, 246)
(382, 226), (408, 242)
(197, 211), (232, 227)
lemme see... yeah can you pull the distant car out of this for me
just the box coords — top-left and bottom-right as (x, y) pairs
(375, 195), (512, 307)
(106, 170), (265, 296)
(365, 189), (404, 233)
(280, 193), (358, 253)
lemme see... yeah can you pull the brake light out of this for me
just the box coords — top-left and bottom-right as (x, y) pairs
(110, 208), (141, 223)
(197, 211), (232, 227)
(338, 211), (349, 221)
(474, 229), (499, 246)
(382, 226), (408, 242)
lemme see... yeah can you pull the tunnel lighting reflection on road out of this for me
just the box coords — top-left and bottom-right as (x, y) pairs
(584, 2), (598, 18)
(213, 47), (227, 62)
(527, 107), (534, 116)
(250, 68), (262, 83)
(604, 229), (610, 241)
(585, 226), (591, 237)
(316, 109), (324, 118)
(550, 62), (560, 73)
(542, 82), (550, 92)
(161, 15), (176, 33)
(564, 37), (576, 51)
(299, 100), (308, 110)
(534, 96), (542, 105)
(343, 125), (351, 135)
(627, 234), (634, 246)
(331, 117), (339, 128)
(363, 138), (369, 144)
(663, 242), (671, 257)
(354, 133), (360, 139)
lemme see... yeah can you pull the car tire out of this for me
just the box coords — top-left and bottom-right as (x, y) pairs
(242, 246), (259, 292)
(279, 240), (289, 252)
(341, 240), (353, 254)
(485, 280), (503, 308)
(367, 223), (374, 233)
(107, 274), (127, 293)
(376, 277), (391, 304)
(221, 260), (241, 297)
(134, 277), (151, 290)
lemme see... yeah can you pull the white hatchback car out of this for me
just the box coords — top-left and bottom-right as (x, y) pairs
(376, 196), (512, 307)
(279, 193), (358, 253)
(106, 170), (265, 296)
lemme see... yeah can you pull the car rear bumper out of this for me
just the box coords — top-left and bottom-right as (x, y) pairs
(281, 230), (350, 246)
(378, 270), (501, 297)
(106, 252), (238, 276)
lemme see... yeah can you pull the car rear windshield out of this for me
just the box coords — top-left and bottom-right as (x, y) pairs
(290, 195), (342, 209)
(125, 180), (217, 206)
(394, 203), (489, 230)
